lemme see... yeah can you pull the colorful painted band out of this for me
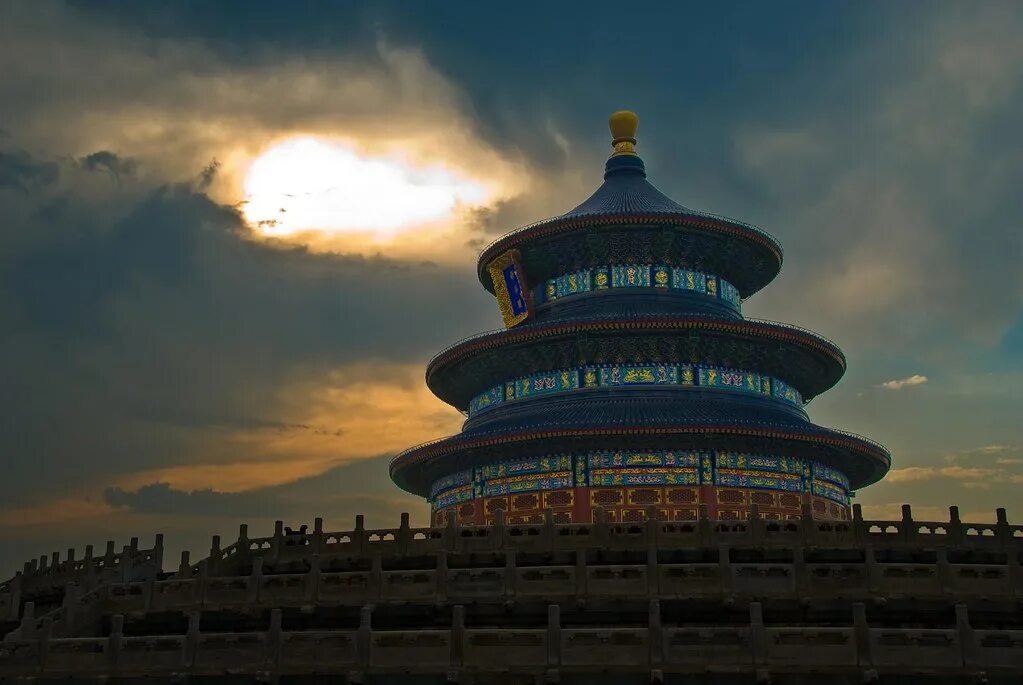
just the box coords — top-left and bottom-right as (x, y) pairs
(535, 264), (741, 309)
(468, 363), (802, 416)
(429, 450), (850, 510)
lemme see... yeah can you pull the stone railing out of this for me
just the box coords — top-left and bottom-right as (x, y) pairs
(1, 602), (1020, 680)
(0, 535), (164, 625)
(172, 504), (1023, 580)
(93, 547), (1022, 617)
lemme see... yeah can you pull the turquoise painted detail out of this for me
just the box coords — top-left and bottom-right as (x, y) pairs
(468, 363), (802, 417)
(536, 264), (741, 310)
(429, 449), (851, 510)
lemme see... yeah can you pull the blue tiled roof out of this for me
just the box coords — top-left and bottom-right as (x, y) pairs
(561, 155), (692, 217)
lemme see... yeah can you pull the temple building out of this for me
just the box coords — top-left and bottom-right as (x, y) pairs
(1, 113), (1020, 684)
(391, 111), (889, 526)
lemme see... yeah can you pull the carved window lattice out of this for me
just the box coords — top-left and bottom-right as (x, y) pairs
(592, 489), (623, 506)
(667, 488), (697, 504)
(629, 489), (660, 505)
(717, 489), (744, 505)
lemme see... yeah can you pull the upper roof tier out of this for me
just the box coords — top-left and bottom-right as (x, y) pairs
(477, 112), (783, 299)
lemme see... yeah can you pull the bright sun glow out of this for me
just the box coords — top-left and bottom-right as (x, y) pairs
(242, 137), (490, 238)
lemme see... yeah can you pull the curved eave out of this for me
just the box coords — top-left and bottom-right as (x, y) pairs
(426, 316), (846, 407)
(476, 212), (783, 298)
(390, 423), (891, 497)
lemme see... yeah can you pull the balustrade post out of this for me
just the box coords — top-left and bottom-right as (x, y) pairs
(864, 547), (880, 594)
(104, 540), (116, 568)
(18, 601), (35, 640)
(800, 502), (815, 546)
(153, 533), (164, 571)
(7, 573), (21, 621)
(143, 576), (156, 613)
(108, 614), (123, 670)
(646, 545), (659, 596)
(357, 605), (372, 669)
(504, 550), (517, 602)
(948, 506), (965, 546)
(248, 557), (264, 603)
(749, 504), (762, 547)
(450, 605), (465, 671)
(718, 544), (733, 596)
(120, 544), (134, 582)
(995, 508), (1011, 548)
(792, 546), (808, 599)
(66, 547), (75, 564)
(208, 535), (221, 575)
(852, 603), (872, 668)
(238, 523), (249, 549)
(936, 547), (953, 594)
(436, 550), (448, 603)
(397, 513), (410, 555)
(698, 504), (711, 547)
(575, 549), (587, 601)
(183, 611), (200, 668)
(369, 554), (382, 602)
(543, 507), (555, 551)
(547, 604), (561, 667)
(354, 514), (367, 556)
(62, 582), (77, 629)
(271, 520), (284, 564)
(38, 555), (48, 574)
(306, 555), (322, 603)
(177, 550), (191, 578)
(194, 560), (208, 606)
(314, 517), (324, 555)
(267, 608), (283, 670)
(493, 508), (506, 550)
(84, 545), (95, 588)
(749, 602), (766, 667)
(645, 505), (659, 547)
(594, 506), (609, 548)
(444, 511), (459, 553)
(648, 599), (663, 667)
(901, 505), (916, 545)
(38, 616), (52, 672)
(956, 603), (978, 668)
(50, 551), (59, 572)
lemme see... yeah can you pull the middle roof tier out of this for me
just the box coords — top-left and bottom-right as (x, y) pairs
(427, 315), (846, 411)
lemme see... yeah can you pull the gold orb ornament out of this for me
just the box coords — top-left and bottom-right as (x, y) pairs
(609, 110), (639, 156)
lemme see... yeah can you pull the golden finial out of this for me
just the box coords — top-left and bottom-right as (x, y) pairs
(609, 110), (639, 156)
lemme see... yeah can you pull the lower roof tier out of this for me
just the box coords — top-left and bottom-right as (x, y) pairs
(390, 415), (891, 498)
(427, 315), (846, 410)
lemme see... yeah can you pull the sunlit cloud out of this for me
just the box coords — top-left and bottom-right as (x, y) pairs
(879, 374), (929, 390)
(242, 136), (492, 240)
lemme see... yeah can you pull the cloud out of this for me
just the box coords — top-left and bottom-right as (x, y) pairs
(0, 147), (59, 192)
(77, 150), (137, 185)
(886, 465), (998, 483)
(0, 2), (533, 262)
(879, 374), (929, 390)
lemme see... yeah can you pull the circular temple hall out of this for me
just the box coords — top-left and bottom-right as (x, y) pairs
(391, 111), (891, 526)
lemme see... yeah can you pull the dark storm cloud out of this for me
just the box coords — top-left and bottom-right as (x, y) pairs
(103, 454), (403, 520)
(0, 147), (59, 192)
(0, 140), (493, 507)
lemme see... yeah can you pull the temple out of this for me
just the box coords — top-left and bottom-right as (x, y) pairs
(1, 113), (1020, 684)
(391, 111), (890, 526)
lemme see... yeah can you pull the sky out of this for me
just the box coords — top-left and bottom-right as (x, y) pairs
(1, 1), (1021, 574)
